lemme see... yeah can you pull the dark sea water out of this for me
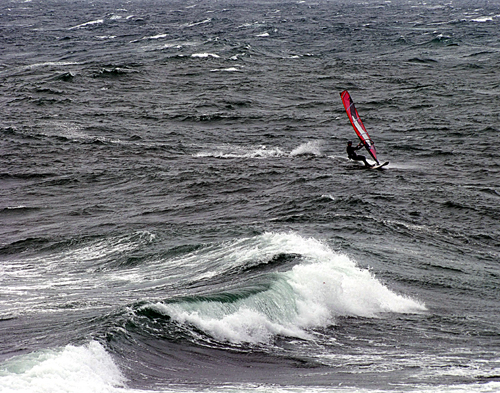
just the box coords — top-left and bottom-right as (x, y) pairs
(1, 0), (500, 392)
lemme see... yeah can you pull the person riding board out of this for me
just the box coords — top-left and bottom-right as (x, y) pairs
(346, 141), (372, 167)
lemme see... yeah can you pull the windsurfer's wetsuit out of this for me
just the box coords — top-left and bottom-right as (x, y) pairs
(347, 142), (372, 167)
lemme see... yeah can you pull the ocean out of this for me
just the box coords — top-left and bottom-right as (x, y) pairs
(1, 0), (499, 392)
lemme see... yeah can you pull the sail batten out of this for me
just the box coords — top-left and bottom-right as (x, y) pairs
(340, 90), (379, 164)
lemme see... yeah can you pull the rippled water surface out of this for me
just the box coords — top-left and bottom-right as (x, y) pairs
(1, 0), (500, 392)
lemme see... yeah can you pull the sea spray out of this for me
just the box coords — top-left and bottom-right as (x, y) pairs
(289, 141), (323, 157)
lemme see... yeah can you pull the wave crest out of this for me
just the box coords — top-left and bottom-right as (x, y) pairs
(139, 232), (426, 344)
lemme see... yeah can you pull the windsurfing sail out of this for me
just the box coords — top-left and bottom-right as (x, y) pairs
(340, 90), (379, 164)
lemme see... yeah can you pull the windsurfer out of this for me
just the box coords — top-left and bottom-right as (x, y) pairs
(346, 141), (372, 167)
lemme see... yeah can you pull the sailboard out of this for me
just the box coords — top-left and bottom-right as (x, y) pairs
(340, 90), (380, 165)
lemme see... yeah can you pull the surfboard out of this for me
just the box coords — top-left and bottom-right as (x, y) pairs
(348, 161), (389, 170)
(370, 161), (389, 170)
(340, 90), (386, 167)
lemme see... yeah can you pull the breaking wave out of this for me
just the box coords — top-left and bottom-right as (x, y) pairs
(138, 232), (426, 344)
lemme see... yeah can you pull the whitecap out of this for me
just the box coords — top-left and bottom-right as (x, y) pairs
(26, 61), (79, 69)
(321, 194), (335, 201)
(143, 33), (167, 40)
(470, 15), (500, 22)
(68, 19), (104, 30)
(210, 67), (241, 72)
(191, 53), (220, 58)
(184, 18), (212, 28)
(0, 342), (125, 393)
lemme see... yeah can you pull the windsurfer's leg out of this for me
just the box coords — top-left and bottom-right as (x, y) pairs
(356, 155), (371, 167)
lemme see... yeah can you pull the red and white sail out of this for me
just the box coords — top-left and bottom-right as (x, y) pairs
(340, 90), (379, 164)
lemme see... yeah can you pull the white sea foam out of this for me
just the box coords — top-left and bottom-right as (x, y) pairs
(183, 18), (212, 28)
(209, 67), (241, 72)
(470, 15), (500, 22)
(68, 19), (104, 30)
(26, 61), (79, 69)
(0, 231), (156, 316)
(143, 33), (167, 40)
(150, 382), (500, 393)
(194, 144), (286, 159)
(1, 344), (496, 393)
(321, 194), (335, 201)
(0, 341), (125, 393)
(191, 53), (220, 58)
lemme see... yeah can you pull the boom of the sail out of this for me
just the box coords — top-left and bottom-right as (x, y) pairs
(340, 90), (379, 164)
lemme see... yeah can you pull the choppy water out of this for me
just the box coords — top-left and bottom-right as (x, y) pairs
(1, 0), (500, 392)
